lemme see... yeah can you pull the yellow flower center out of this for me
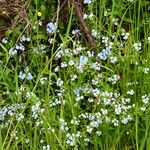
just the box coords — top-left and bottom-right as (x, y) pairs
(37, 12), (42, 17)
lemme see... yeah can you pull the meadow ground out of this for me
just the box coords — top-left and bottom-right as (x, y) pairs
(0, 0), (150, 149)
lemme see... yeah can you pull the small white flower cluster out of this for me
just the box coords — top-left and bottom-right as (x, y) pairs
(79, 112), (103, 133)
(9, 44), (25, 55)
(75, 94), (84, 102)
(42, 145), (50, 150)
(15, 113), (24, 121)
(1, 38), (8, 44)
(142, 95), (149, 104)
(102, 36), (109, 46)
(72, 29), (80, 35)
(126, 82), (138, 86)
(121, 115), (132, 124)
(18, 66), (33, 80)
(46, 22), (57, 34)
(25, 91), (36, 99)
(143, 68), (150, 74)
(31, 101), (45, 120)
(90, 62), (101, 71)
(55, 49), (71, 60)
(104, 10), (108, 16)
(61, 62), (67, 68)
(114, 102), (134, 115)
(56, 78), (64, 87)
(121, 29), (130, 40)
(108, 74), (120, 84)
(70, 117), (80, 125)
(98, 48), (111, 60)
(112, 119), (119, 126)
(121, 98), (131, 104)
(133, 42), (142, 51)
(86, 125), (93, 133)
(91, 79), (99, 85)
(48, 38), (54, 44)
(68, 60), (75, 66)
(72, 45), (84, 55)
(59, 118), (69, 131)
(40, 77), (48, 84)
(112, 18), (119, 25)
(66, 132), (81, 146)
(77, 55), (88, 72)
(83, 0), (93, 5)
(71, 74), (78, 81)
(40, 44), (47, 53)
(10, 130), (19, 140)
(83, 13), (94, 20)
(20, 35), (31, 42)
(0, 106), (8, 121)
(114, 104), (122, 115)
(0, 103), (25, 127)
(110, 56), (117, 63)
(92, 88), (101, 97)
(50, 98), (61, 107)
(127, 89), (135, 95)
(87, 50), (94, 58)
(92, 29), (101, 39)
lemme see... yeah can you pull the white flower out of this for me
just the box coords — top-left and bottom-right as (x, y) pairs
(115, 105), (122, 114)
(143, 68), (149, 74)
(89, 13), (94, 19)
(90, 121), (99, 128)
(46, 22), (57, 34)
(112, 119), (119, 126)
(96, 131), (102, 136)
(26, 72), (33, 80)
(2, 38), (8, 44)
(18, 71), (26, 80)
(68, 60), (75, 66)
(54, 66), (59, 72)
(86, 126), (93, 133)
(56, 78), (63, 87)
(140, 107), (146, 111)
(16, 113), (24, 121)
(142, 95), (149, 104)
(133, 42), (142, 51)
(71, 75), (77, 81)
(101, 109), (108, 115)
(72, 29), (79, 35)
(40, 77), (47, 84)
(104, 10), (108, 16)
(84, 138), (90, 142)
(110, 56), (117, 63)
(42, 145), (50, 150)
(127, 89), (134, 95)
(84, 0), (92, 4)
(61, 62), (67, 68)
(122, 117), (128, 124)
(9, 48), (17, 55)
(83, 13), (88, 19)
(25, 139), (30, 144)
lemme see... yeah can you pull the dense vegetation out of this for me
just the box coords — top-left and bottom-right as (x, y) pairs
(0, 0), (150, 149)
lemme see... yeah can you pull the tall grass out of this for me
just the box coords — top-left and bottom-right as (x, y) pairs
(0, 0), (150, 149)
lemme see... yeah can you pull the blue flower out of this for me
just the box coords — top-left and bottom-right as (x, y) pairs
(46, 22), (57, 34)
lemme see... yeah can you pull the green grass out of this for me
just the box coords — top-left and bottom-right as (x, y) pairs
(0, 0), (150, 149)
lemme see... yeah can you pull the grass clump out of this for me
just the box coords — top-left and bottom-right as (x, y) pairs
(0, 0), (150, 149)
